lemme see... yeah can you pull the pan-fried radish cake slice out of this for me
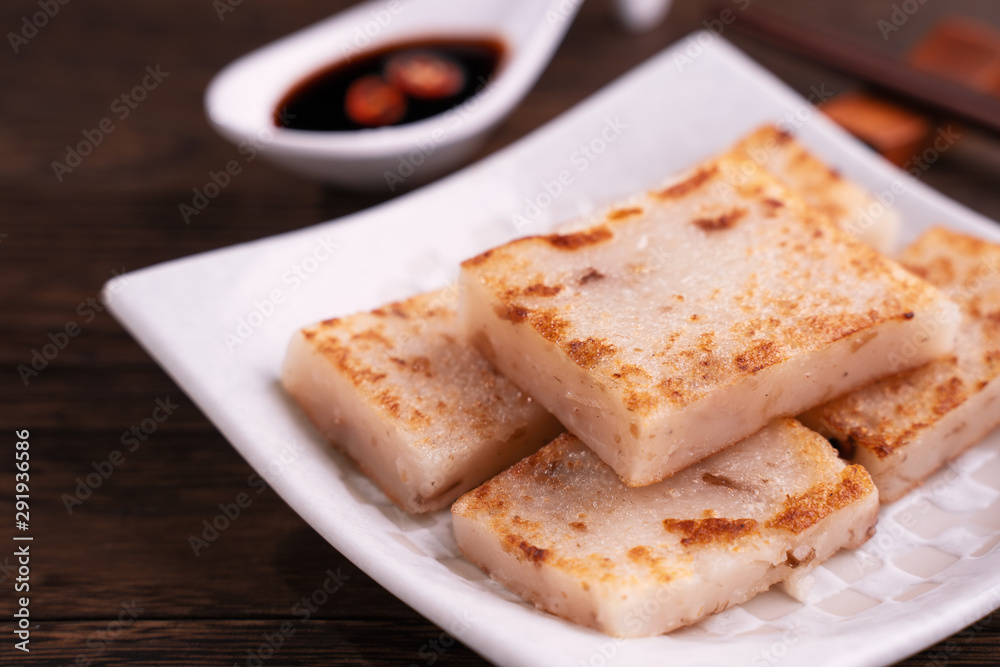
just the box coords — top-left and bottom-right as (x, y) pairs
(728, 125), (900, 253)
(459, 155), (958, 486)
(452, 418), (878, 637)
(282, 289), (563, 513)
(802, 227), (1000, 503)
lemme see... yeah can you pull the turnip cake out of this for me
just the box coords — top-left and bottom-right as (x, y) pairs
(803, 227), (1000, 502)
(452, 418), (878, 637)
(729, 124), (900, 253)
(459, 154), (958, 486)
(282, 289), (563, 513)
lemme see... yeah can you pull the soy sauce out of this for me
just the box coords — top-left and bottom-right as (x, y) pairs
(275, 38), (505, 131)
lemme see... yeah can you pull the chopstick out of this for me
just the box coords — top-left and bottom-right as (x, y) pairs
(721, 4), (1000, 135)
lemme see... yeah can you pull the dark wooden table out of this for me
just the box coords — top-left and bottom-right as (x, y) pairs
(2, 0), (998, 664)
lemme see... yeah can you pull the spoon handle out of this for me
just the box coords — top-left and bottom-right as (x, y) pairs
(614, 0), (674, 32)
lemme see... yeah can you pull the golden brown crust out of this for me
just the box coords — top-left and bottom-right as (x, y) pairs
(693, 208), (747, 232)
(541, 226), (614, 251)
(733, 340), (786, 374)
(461, 248), (495, 268)
(503, 534), (550, 564)
(566, 338), (617, 370)
(766, 465), (874, 534)
(652, 165), (719, 199)
(521, 283), (563, 297)
(662, 518), (759, 546)
(578, 268), (604, 285)
(607, 207), (644, 220)
(494, 303), (529, 323)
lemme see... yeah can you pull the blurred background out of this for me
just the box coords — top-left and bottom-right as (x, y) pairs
(2, 0), (999, 664)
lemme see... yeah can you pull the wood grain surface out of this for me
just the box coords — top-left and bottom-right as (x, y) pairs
(1, 0), (999, 664)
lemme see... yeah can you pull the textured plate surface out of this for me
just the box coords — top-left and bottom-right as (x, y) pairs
(106, 32), (1000, 667)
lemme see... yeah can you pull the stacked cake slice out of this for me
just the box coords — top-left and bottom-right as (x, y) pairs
(803, 227), (1000, 502)
(458, 152), (957, 486)
(452, 419), (878, 637)
(282, 289), (562, 512)
(728, 125), (900, 252)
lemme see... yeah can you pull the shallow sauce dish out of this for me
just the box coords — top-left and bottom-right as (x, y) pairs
(204, 0), (580, 190)
(112, 33), (1000, 666)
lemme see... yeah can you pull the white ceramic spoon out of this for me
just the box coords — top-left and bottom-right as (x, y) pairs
(205, 0), (585, 191)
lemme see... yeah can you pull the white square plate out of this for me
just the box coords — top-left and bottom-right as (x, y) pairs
(107, 33), (1000, 667)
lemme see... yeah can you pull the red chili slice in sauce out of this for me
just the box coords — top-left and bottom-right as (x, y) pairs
(344, 74), (407, 127)
(384, 51), (467, 100)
